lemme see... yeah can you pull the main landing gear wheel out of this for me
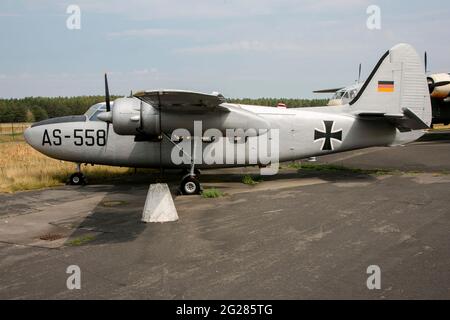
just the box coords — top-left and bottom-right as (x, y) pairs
(180, 175), (201, 195)
(68, 172), (86, 185)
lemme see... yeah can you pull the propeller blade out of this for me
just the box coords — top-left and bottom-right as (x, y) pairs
(435, 81), (450, 87)
(105, 73), (111, 112)
(428, 81), (450, 93)
(104, 73), (111, 145)
(431, 81), (450, 89)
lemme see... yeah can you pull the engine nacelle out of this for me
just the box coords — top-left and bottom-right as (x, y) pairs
(98, 98), (270, 138)
(428, 73), (450, 99)
(111, 98), (160, 136)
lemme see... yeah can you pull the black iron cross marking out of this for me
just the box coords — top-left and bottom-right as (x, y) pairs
(314, 120), (342, 151)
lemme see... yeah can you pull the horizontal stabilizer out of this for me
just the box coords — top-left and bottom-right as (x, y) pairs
(353, 107), (430, 132)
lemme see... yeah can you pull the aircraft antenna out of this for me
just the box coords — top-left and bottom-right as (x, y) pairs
(358, 63), (362, 83)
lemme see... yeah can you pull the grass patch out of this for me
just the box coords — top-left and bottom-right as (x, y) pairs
(0, 139), (147, 193)
(242, 174), (263, 185)
(67, 235), (95, 246)
(288, 162), (392, 176)
(0, 133), (25, 143)
(201, 188), (224, 198)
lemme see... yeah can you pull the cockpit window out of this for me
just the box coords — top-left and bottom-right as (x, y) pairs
(84, 103), (110, 121)
(90, 109), (106, 121)
(84, 105), (100, 119)
(333, 90), (345, 99)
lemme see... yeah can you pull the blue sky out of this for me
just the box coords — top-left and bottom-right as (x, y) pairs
(1, 0), (449, 98)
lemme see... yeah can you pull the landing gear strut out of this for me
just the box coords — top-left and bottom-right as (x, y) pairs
(181, 168), (201, 177)
(68, 163), (87, 185)
(178, 135), (202, 195)
(164, 132), (203, 195)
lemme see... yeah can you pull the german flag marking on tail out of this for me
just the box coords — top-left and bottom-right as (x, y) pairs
(378, 80), (394, 92)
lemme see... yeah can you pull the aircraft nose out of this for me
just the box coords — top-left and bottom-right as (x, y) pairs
(24, 126), (33, 145)
(24, 126), (40, 150)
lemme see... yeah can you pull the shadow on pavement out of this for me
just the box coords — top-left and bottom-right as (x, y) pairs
(64, 168), (378, 246)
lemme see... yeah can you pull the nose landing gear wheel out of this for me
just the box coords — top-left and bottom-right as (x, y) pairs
(68, 172), (86, 185)
(180, 175), (201, 195)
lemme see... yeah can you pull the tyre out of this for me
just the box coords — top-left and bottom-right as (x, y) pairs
(180, 175), (201, 195)
(68, 172), (86, 185)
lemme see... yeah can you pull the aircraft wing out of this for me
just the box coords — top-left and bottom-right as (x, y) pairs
(353, 107), (430, 132)
(133, 90), (229, 112)
(313, 87), (345, 94)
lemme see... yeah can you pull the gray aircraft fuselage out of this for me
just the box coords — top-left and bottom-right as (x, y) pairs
(24, 102), (421, 170)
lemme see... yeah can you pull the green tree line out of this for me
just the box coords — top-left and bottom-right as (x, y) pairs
(0, 96), (328, 123)
(228, 98), (328, 108)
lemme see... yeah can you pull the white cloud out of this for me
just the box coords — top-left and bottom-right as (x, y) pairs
(108, 28), (193, 38)
(0, 13), (22, 17)
(176, 40), (307, 54)
(62, 0), (370, 21)
(302, 0), (370, 11)
(131, 68), (158, 75)
(65, 0), (275, 20)
(175, 39), (360, 55)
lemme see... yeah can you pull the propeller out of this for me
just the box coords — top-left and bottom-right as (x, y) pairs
(423, 52), (450, 96)
(105, 73), (111, 112)
(97, 73), (113, 144)
(428, 79), (450, 93)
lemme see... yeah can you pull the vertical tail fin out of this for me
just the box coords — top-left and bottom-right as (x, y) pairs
(349, 43), (432, 130)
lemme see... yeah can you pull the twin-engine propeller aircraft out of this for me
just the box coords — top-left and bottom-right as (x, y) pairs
(314, 83), (362, 106)
(313, 63), (363, 106)
(25, 43), (431, 195)
(427, 72), (450, 125)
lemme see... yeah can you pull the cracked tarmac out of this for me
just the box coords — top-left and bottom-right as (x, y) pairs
(0, 136), (449, 299)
